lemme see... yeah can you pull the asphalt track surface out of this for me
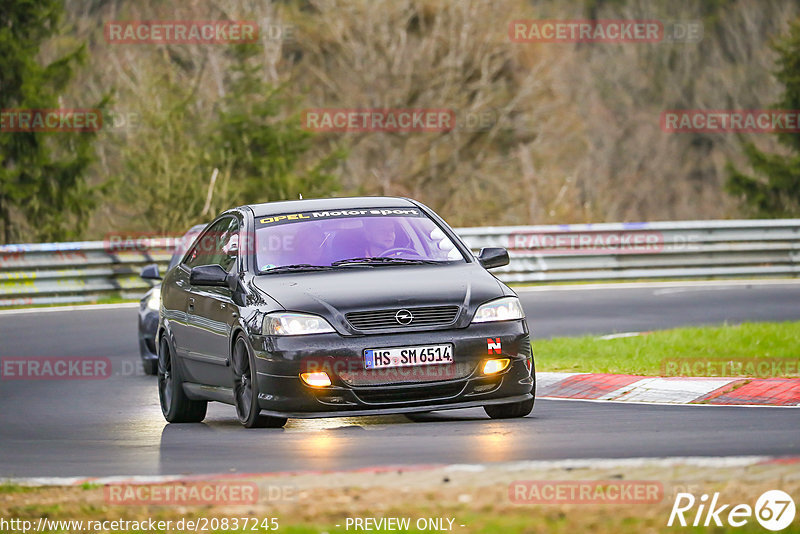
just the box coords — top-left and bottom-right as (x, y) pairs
(1, 281), (799, 477)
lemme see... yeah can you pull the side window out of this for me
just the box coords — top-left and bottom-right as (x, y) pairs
(217, 219), (240, 272)
(183, 217), (239, 271)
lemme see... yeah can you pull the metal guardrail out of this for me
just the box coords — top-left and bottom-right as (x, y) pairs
(458, 219), (800, 283)
(0, 239), (174, 307)
(1, 219), (799, 307)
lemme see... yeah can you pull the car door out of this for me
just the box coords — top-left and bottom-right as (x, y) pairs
(164, 228), (208, 364)
(164, 264), (193, 360)
(180, 216), (239, 386)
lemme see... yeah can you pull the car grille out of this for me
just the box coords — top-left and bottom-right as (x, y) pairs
(352, 382), (465, 404)
(346, 305), (460, 330)
(339, 362), (474, 386)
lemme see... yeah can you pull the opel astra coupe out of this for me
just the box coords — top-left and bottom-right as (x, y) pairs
(157, 197), (535, 428)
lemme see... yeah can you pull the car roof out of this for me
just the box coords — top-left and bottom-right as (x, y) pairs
(246, 196), (417, 218)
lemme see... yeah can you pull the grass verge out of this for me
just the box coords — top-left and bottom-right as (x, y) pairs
(534, 321), (800, 376)
(1, 460), (797, 533)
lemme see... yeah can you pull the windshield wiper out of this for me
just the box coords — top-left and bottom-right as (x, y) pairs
(261, 264), (333, 274)
(330, 257), (440, 266)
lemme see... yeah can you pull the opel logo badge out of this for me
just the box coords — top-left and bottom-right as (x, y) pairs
(395, 309), (414, 325)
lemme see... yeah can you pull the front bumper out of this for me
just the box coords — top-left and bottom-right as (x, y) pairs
(249, 320), (533, 416)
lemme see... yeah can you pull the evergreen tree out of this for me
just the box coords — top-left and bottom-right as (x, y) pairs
(0, 0), (103, 243)
(726, 19), (800, 217)
(211, 43), (345, 206)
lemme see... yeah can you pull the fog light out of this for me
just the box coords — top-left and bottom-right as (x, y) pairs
(482, 358), (510, 375)
(300, 371), (332, 387)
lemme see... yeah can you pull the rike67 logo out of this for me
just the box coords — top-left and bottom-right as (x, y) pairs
(668, 490), (796, 531)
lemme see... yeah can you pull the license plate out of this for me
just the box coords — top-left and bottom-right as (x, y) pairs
(364, 344), (453, 370)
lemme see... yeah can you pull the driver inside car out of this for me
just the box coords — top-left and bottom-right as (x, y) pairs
(363, 217), (398, 257)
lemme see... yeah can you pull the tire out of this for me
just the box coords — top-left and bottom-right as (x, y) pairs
(231, 334), (287, 429)
(158, 336), (207, 423)
(484, 397), (534, 419)
(142, 358), (158, 376)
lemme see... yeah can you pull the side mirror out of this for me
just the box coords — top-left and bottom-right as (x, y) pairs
(189, 264), (229, 286)
(140, 263), (162, 280)
(477, 247), (509, 269)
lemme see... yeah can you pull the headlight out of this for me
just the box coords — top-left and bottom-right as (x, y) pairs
(263, 312), (336, 336)
(472, 296), (525, 323)
(145, 286), (161, 311)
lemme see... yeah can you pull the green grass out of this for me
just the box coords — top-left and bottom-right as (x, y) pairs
(0, 483), (35, 494)
(534, 321), (800, 376)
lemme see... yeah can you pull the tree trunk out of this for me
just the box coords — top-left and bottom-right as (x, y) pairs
(0, 194), (9, 244)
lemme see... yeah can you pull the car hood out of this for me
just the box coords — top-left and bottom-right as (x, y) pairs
(251, 263), (507, 332)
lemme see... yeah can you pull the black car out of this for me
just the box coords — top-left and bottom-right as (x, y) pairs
(157, 197), (535, 428)
(138, 224), (207, 375)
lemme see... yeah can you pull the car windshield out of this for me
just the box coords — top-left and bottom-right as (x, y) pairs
(254, 208), (465, 272)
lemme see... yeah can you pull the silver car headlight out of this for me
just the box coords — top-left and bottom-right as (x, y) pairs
(145, 286), (161, 311)
(263, 312), (336, 336)
(471, 296), (525, 323)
